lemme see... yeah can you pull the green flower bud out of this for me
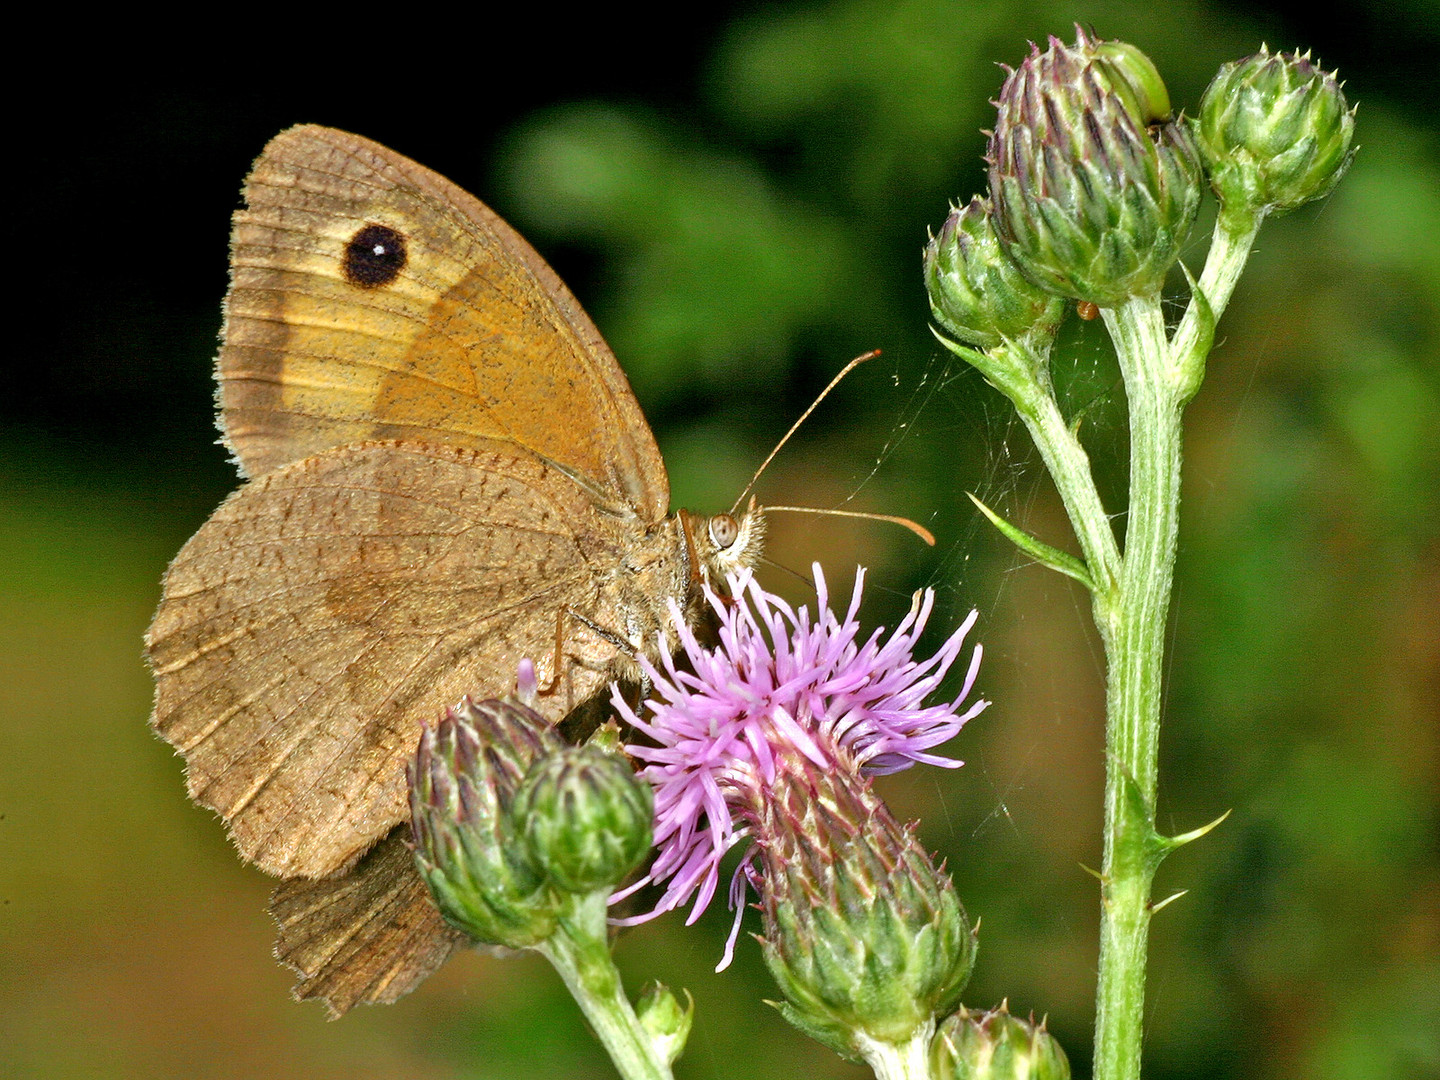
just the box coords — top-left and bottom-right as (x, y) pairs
(635, 982), (694, 1066)
(931, 1004), (1071, 1080)
(758, 763), (977, 1061)
(1196, 47), (1356, 224)
(1093, 41), (1171, 124)
(408, 697), (565, 948)
(512, 743), (654, 894)
(924, 196), (1064, 350)
(988, 28), (1202, 306)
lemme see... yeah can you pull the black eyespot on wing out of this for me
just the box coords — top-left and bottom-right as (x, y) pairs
(343, 224), (407, 288)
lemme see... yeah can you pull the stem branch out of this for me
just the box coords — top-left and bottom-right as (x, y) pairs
(1016, 370), (1124, 601)
(1173, 213), (1263, 365)
(537, 892), (674, 1080)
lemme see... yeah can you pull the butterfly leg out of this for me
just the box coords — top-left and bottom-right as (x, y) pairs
(538, 605), (634, 699)
(542, 605), (647, 743)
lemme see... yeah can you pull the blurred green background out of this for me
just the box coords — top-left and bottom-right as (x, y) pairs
(4, 2), (1437, 1077)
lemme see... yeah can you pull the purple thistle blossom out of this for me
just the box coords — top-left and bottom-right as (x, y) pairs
(610, 565), (987, 969)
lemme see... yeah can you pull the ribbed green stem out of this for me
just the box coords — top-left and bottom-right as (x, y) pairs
(977, 212), (1257, 1079)
(536, 891), (674, 1080)
(1090, 295), (1178, 1080)
(1083, 222), (1260, 1078)
(1014, 360), (1124, 597)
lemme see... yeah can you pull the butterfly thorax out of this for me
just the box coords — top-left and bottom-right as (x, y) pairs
(596, 506), (764, 685)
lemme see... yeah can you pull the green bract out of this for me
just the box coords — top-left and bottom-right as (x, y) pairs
(513, 743), (654, 894)
(924, 196), (1064, 350)
(931, 1004), (1072, 1080)
(408, 698), (564, 948)
(1196, 47), (1356, 223)
(758, 764), (976, 1060)
(635, 982), (694, 1066)
(988, 28), (1202, 306)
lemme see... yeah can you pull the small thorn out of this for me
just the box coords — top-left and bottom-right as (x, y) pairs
(1150, 889), (1188, 914)
(1079, 861), (1104, 882)
(1167, 807), (1232, 847)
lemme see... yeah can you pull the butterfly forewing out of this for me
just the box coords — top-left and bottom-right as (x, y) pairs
(220, 125), (668, 519)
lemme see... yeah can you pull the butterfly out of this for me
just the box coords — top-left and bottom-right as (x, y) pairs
(144, 125), (763, 1016)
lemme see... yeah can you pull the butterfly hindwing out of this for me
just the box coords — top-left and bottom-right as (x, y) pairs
(270, 828), (469, 1018)
(147, 439), (627, 878)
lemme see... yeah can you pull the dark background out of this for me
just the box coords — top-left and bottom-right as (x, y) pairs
(4, 2), (1437, 1077)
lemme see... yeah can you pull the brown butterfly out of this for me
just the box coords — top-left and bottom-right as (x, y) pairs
(144, 125), (764, 1017)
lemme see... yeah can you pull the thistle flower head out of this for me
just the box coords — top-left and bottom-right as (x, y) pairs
(612, 565), (987, 970)
(408, 696), (566, 948)
(924, 196), (1065, 351)
(1196, 46), (1355, 225)
(931, 1003), (1072, 1080)
(758, 759), (976, 1059)
(512, 741), (654, 894)
(634, 982), (695, 1066)
(987, 27), (1202, 305)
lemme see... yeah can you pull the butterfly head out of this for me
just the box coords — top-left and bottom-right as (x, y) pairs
(682, 499), (766, 590)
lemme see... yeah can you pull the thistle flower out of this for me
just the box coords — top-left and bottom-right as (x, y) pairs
(408, 696), (565, 948)
(611, 566), (987, 971)
(1196, 47), (1355, 225)
(757, 757), (977, 1059)
(931, 1003), (1071, 1080)
(512, 741), (654, 894)
(634, 982), (694, 1066)
(925, 195), (1065, 352)
(987, 28), (1202, 306)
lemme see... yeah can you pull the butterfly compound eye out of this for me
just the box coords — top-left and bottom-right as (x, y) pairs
(708, 514), (739, 550)
(343, 223), (408, 288)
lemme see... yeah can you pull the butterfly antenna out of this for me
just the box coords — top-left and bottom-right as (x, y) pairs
(730, 350), (881, 515)
(763, 505), (936, 546)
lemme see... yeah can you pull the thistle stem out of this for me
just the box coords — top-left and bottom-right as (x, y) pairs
(855, 1025), (936, 1080)
(537, 891), (674, 1080)
(1173, 211), (1263, 365)
(1015, 368), (1124, 597)
(1076, 294), (1185, 1080)
(998, 212), (1258, 1076)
